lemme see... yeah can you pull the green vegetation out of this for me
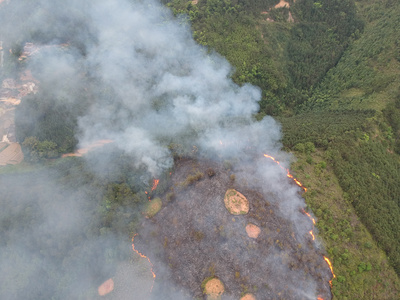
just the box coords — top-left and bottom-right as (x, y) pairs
(281, 108), (400, 277)
(167, 0), (363, 113)
(305, 0), (400, 111)
(15, 89), (84, 156)
(291, 150), (400, 299)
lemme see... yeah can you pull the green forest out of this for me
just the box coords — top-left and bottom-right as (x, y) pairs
(1, 0), (400, 299)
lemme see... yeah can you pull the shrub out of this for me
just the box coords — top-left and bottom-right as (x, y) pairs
(181, 171), (204, 187)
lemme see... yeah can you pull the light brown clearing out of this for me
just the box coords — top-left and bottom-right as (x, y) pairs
(224, 189), (249, 215)
(62, 139), (113, 157)
(204, 278), (224, 299)
(98, 278), (114, 296)
(246, 224), (261, 239)
(240, 293), (256, 300)
(0, 142), (23, 166)
(0, 98), (20, 105)
(288, 11), (294, 23)
(191, 0), (198, 4)
(275, 0), (290, 9)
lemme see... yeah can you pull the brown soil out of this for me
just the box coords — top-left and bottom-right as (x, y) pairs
(0, 98), (21, 105)
(240, 294), (256, 300)
(288, 11), (294, 23)
(224, 189), (249, 215)
(0, 143), (23, 166)
(275, 0), (290, 8)
(204, 278), (224, 298)
(98, 278), (114, 296)
(246, 223), (261, 239)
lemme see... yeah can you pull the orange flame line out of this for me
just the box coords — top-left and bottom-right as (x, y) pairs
(263, 154), (307, 192)
(324, 256), (336, 285)
(264, 153), (333, 295)
(132, 234), (156, 292)
(151, 179), (159, 191)
(304, 210), (316, 225)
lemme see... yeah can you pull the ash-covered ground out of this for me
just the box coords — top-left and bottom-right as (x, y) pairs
(136, 158), (333, 300)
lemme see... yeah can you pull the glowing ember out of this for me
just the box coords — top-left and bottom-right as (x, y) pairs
(263, 154), (307, 192)
(151, 179), (159, 191)
(132, 234), (156, 291)
(303, 210), (316, 225)
(309, 230), (315, 241)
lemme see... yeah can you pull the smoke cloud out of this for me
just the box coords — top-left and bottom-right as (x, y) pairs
(0, 0), (330, 299)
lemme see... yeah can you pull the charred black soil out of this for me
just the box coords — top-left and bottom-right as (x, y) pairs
(137, 158), (332, 300)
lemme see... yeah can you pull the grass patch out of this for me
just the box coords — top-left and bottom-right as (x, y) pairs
(144, 197), (162, 218)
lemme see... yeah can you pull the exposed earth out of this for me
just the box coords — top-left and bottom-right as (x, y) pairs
(0, 66), (40, 166)
(204, 277), (225, 299)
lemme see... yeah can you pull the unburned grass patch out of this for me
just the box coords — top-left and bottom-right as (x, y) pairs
(144, 197), (162, 218)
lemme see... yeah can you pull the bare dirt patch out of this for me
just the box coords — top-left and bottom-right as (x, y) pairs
(204, 278), (224, 299)
(224, 189), (249, 215)
(0, 98), (20, 106)
(241, 294), (256, 300)
(98, 278), (114, 296)
(0, 143), (24, 166)
(288, 11), (294, 22)
(245, 223), (261, 239)
(275, 0), (290, 8)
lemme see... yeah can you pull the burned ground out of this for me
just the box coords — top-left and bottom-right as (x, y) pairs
(135, 158), (332, 299)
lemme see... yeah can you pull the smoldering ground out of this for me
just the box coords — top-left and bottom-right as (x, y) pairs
(139, 158), (332, 299)
(1, 0), (331, 299)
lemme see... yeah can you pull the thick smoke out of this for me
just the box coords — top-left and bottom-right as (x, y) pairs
(0, 0), (327, 299)
(2, 0), (280, 174)
(78, 0), (277, 175)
